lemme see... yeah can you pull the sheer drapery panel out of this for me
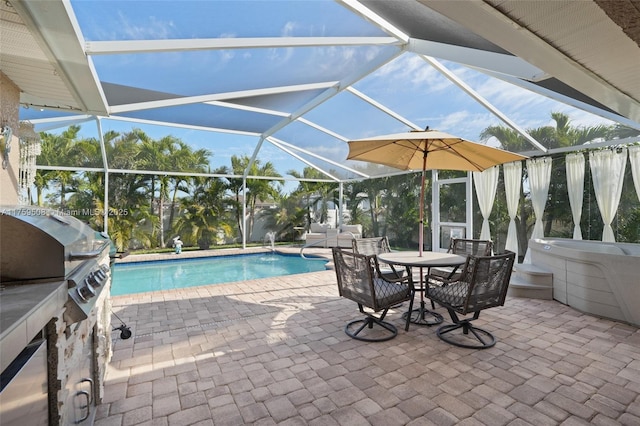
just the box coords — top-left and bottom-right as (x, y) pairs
(503, 161), (522, 260)
(630, 146), (640, 203)
(473, 166), (499, 241)
(524, 157), (552, 263)
(566, 153), (585, 240)
(589, 148), (627, 242)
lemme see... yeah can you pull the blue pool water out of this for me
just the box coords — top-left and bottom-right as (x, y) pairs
(111, 253), (328, 296)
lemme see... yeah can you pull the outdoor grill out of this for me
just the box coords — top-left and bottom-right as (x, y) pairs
(0, 206), (114, 425)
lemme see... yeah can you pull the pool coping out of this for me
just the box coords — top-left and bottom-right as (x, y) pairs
(114, 245), (335, 266)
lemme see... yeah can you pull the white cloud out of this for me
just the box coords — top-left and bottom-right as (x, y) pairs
(373, 55), (451, 93)
(116, 11), (174, 40)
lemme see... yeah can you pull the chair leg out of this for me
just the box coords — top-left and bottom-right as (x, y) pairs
(345, 309), (398, 342)
(404, 291), (415, 332)
(436, 310), (496, 349)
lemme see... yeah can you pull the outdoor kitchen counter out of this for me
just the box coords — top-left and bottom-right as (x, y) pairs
(0, 281), (67, 372)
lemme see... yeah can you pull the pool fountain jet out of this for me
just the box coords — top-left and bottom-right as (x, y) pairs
(265, 232), (276, 251)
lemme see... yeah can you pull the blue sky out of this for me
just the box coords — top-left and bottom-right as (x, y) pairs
(26, 0), (617, 190)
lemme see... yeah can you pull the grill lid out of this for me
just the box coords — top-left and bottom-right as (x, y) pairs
(0, 206), (107, 282)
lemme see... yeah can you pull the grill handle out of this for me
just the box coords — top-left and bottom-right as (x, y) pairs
(69, 241), (110, 260)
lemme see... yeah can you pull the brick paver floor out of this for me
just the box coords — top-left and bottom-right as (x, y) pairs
(96, 248), (640, 425)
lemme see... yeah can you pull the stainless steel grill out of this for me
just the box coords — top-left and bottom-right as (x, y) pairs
(0, 206), (113, 425)
(0, 207), (112, 324)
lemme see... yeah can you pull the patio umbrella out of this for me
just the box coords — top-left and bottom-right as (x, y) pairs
(347, 129), (527, 256)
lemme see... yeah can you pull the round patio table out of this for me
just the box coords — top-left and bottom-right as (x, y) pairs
(377, 251), (466, 326)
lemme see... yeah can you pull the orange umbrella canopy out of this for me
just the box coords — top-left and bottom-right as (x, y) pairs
(347, 129), (527, 172)
(347, 129), (527, 256)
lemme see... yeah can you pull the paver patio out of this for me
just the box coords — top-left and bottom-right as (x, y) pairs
(96, 249), (640, 425)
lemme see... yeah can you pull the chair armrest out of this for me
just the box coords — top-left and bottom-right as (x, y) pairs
(372, 257), (410, 285)
(425, 274), (454, 288)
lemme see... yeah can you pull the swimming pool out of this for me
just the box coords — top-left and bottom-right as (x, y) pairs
(111, 252), (328, 296)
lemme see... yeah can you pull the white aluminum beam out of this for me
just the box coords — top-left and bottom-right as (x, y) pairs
(206, 101), (290, 118)
(258, 0), (411, 140)
(421, 55), (547, 153)
(262, 46), (406, 139)
(267, 139), (341, 182)
(408, 38), (548, 81)
(107, 116), (261, 137)
(338, 0), (410, 42)
(268, 136), (368, 178)
(296, 118), (349, 142)
(244, 137), (266, 179)
(109, 82), (338, 114)
(346, 87), (422, 130)
(343, 168), (417, 183)
(479, 69), (640, 131)
(521, 137), (640, 158)
(27, 114), (94, 131)
(85, 36), (402, 55)
(421, 0), (640, 124)
(95, 118), (109, 233)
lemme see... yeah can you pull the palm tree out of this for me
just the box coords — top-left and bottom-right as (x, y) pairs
(360, 176), (389, 238)
(229, 155), (282, 241)
(139, 134), (174, 247)
(36, 125), (83, 207)
(166, 144), (211, 236)
(245, 160), (282, 240)
(257, 190), (307, 242)
(228, 155), (248, 241)
(343, 181), (369, 233)
(288, 167), (337, 227)
(173, 176), (232, 249)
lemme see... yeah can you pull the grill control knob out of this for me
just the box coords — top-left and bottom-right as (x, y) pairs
(87, 272), (101, 288)
(94, 269), (107, 282)
(77, 281), (96, 302)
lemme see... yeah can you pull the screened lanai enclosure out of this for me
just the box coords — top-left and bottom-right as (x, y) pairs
(2, 0), (640, 255)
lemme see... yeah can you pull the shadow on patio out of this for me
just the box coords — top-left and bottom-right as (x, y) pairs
(97, 270), (640, 425)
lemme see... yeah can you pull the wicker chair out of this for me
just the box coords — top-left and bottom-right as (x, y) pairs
(426, 251), (515, 349)
(352, 236), (405, 280)
(332, 247), (414, 342)
(428, 238), (493, 281)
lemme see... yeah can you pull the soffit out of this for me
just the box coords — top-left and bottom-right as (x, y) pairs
(1, 0), (107, 115)
(417, 0), (640, 123)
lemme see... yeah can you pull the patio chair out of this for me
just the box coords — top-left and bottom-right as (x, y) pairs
(428, 238), (493, 281)
(332, 247), (414, 342)
(352, 236), (405, 281)
(426, 251), (515, 349)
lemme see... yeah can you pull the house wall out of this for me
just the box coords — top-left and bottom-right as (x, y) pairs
(0, 72), (20, 205)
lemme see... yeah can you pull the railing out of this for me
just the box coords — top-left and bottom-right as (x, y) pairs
(299, 237), (330, 260)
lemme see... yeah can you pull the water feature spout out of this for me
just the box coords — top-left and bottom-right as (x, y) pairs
(265, 231), (276, 251)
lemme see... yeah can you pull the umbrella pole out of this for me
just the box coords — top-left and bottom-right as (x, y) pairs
(419, 152), (427, 257)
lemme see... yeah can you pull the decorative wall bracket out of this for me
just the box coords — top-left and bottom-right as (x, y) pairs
(1, 125), (13, 169)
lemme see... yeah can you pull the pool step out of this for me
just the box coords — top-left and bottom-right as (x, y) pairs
(508, 263), (553, 300)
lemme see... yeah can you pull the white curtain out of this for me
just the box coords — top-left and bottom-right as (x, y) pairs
(630, 146), (640, 203)
(503, 161), (522, 260)
(524, 157), (552, 263)
(473, 165), (499, 241)
(589, 148), (627, 242)
(566, 153), (585, 240)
